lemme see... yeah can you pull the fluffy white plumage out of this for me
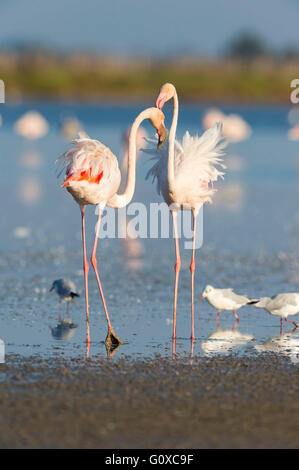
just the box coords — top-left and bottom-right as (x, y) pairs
(254, 293), (299, 319)
(144, 122), (226, 209)
(57, 132), (121, 206)
(201, 284), (256, 311)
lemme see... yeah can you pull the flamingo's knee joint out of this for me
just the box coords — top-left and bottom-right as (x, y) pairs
(83, 260), (89, 274)
(190, 260), (195, 274)
(174, 260), (181, 273)
(90, 255), (97, 269)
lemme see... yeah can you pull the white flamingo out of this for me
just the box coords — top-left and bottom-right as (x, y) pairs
(58, 107), (167, 346)
(145, 83), (226, 340)
(202, 108), (251, 143)
(14, 111), (49, 140)
(288, 125), (299, 141)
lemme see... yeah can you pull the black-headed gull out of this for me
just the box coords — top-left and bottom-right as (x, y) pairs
(252, 293), (299, 331)
(50, 278), (79, 320)
(200, 285), (257, 325)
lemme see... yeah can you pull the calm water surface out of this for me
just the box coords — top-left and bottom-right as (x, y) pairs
(0, 101), (299, 363)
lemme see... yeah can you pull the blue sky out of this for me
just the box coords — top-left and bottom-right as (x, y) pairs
(0, 0), (298, 56)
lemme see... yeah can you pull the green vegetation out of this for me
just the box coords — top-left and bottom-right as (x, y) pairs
(0, 51), (297, 103)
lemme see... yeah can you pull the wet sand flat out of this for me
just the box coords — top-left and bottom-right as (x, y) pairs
(0, 353), (299, 449)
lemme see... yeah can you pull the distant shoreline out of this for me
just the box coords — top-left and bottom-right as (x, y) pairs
(0, 53), (297, 105)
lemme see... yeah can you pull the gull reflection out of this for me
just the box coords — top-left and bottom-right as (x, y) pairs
(255, 330), (299, 364)
(200, 328), (254, 356)
(51, 318), (77, 341)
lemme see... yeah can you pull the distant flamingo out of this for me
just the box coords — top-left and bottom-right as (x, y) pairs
(59, 107), (167, 346)
(288, 125), (299, 141)
(60, 117), (84, 141)
(146, 83), (226, 340)
(202, 108), (251, 143)
(14, 111), (49, 140)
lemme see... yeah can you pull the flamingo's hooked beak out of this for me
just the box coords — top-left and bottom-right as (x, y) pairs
(157, 122), (168, 149)
(155, 92), (168, 110)
(199, 295), (204, 301)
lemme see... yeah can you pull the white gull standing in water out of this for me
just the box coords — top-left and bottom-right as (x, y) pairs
(200, 285), (257, 325)
(252, 293), (299, 332)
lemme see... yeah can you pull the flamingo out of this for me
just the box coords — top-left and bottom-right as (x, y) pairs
(58, 107), (167, 346)
(145, 83), (226, 340)
(288, 125), (299, 141)
(14, 111), (49, 140)
(60, 117), (84, 141)
(202, 108), (251, 143)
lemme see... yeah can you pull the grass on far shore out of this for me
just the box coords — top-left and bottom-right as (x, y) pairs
(0, 52), (298, 103)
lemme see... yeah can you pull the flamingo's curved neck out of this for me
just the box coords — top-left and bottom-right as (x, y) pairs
(108, 109), (150, 208)
(168, 89), (179, 193)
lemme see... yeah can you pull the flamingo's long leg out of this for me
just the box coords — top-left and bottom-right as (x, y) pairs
(172, 211), (181, 340)
(190, 210), (197, 340)
(91, 207), (122, 346)
(81, 206), (90, 344)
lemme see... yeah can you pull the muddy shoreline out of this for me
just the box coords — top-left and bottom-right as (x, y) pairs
(0, 353), (298, 448)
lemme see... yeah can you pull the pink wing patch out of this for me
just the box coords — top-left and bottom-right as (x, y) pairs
(62, 169), (104, 187)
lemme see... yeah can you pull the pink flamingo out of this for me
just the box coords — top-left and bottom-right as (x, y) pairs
(59, 107), (167, 346)
(202, 108), (251, 142)
(288, 125), (299, 141)
(14, 111), (49, 140)
(146, 83), (226, 340)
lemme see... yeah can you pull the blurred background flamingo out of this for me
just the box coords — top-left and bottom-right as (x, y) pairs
(202, 107), (251, 143)
(14, 110), (49, 140)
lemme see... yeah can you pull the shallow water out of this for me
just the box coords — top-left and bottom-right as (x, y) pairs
(1, 101), (299, 363)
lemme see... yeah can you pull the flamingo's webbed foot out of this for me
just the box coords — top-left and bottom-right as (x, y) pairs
(105, 328), (124, 348)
